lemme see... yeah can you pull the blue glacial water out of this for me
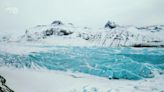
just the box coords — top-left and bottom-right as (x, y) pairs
(0, 46), (164, 80)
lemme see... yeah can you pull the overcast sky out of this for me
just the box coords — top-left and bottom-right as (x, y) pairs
(0, 0), (164, 31)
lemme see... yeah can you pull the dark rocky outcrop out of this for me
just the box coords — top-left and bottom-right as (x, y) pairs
(105, 21), (117, 29)
(136, 25), (164, 32)
(0, 75), (14, 92)
(44, 29), (54, 36)
(59, 30), (73, 36)
(132, 44), (164, 48)
(43, 28), (73, 37)
(51, 20), (64, 25)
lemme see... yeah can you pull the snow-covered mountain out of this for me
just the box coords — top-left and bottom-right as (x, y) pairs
(1, 20), (164, 47)
(0, 20), (164, 92)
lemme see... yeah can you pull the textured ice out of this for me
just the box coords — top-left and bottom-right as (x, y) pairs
(0, 47), (164, 80)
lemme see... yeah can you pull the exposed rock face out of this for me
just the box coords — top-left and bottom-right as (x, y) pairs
(132, 44), (164, 47)
(51, 20), (64, 25)
(43, 28), (73, 37)
(137, 25), (164, 32)
(59, 29), (73, 36)
(105, 21), (117, 29)
(0, 75), (14, 92)
(44, 29), (54, 36)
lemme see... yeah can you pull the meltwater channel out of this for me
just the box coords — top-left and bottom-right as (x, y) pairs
(0, 46), (164, 80)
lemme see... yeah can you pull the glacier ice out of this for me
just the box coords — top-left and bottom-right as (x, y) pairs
(0, 47), (163, 80)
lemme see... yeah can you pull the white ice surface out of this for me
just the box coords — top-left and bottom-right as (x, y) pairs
(0, 42), (53, 55)
(0, 67), (164, 92)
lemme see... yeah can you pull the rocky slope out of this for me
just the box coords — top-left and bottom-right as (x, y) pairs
(0, 75), (14, 92)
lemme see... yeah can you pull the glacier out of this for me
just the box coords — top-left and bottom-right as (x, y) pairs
(0, 46), (163, 80)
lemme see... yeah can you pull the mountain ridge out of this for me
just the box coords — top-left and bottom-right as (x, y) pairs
(0, 20), (164, 47)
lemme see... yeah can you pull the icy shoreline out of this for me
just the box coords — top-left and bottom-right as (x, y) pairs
(0, 67), (164, 92)
(0, 43), (164, 92)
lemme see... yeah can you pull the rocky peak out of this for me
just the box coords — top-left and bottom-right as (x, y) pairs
(51, 20), (64, 25)
(105, 21), (117, 29)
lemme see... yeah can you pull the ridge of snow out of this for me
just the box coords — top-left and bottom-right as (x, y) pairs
(0, 20), (164, 47)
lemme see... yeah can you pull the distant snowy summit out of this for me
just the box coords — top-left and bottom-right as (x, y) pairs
(1, 20), (164, 47)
